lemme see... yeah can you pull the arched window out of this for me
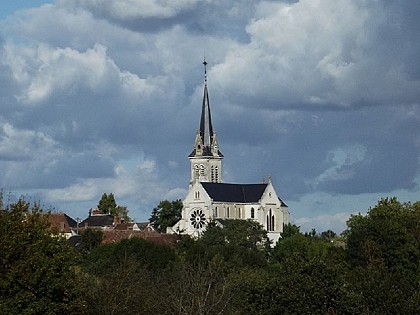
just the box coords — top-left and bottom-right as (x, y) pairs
(266, 208), (275, 231)
(194, 164), (199, 177)
(199, 164), (205, 176)
(251, 207), (255, 219)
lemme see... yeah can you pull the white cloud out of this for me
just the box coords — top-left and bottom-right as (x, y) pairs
(1, 43), (157, 104)
(212, 0), (420, 109)
(295, 212), (351, 234)
(0, 123), (57, 160)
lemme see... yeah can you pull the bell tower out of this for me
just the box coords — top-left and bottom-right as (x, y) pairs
(188, 59), (223, 186)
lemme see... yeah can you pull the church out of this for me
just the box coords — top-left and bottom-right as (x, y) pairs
(169, 60), (290, 243)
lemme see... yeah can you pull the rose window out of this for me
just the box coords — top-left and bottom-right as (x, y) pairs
(190, 209), (206, 229)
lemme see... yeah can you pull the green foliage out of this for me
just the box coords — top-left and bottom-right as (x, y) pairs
(201, 219), (271, 249)
(192, 219), (271, 268)
(280, 222), (301, 239)
(81, 259), (162, 315)
(82, 237), (177, 275)
(273, 232), (331, 263)
(161, 256), (233, 315)
(97, 193), (130, 221)
(149, 199), (183, 232)
(345, 197), (420, 273)
(79, 228), (103, 253)
(2, 195), (417, 314)
(344, 197), (420, 313)
(0, 199), (85, 314)
(98, 192), (116, 214)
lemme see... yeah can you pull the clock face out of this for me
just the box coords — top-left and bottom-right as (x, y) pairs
(190, 208), (206, 229)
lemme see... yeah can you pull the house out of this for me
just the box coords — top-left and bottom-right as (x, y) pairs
(78, 208), (116, 230)
(48, 212), (78, 239)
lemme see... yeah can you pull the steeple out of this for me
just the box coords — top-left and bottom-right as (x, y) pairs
(189, 59), (223, 185)
(189, 58), (223, 159)
(200, 59), (213, 151)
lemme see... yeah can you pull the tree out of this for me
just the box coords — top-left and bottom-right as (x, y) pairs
(193, 219), (271, 268)
(0, 198), (85, 314)
(203, 219), (271, 250)
(97, 193), (130, 221)
(344, 197), (420, 314)
(82, 237), (177, 275)
(162, 256), (233, 315)
(280, 223), (301, 239)
(97, 193), (117, 214)
(345, 197), (420, 273)
(80, 228), (103, 253)
(149, 199), (183, 233)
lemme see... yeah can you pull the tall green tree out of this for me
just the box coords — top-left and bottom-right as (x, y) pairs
(97, 193), (130, 221)
(0, 199), (85, 314)
(344, 197), (420, 313)
(149, 199), (183, 233)
(345, 197), (420, 273)
(97, 193), (117, 214)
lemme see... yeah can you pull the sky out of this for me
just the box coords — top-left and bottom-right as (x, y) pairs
(0, 0), (419, 233)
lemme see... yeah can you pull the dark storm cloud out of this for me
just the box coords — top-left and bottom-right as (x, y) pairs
(67, 0), (255, 41)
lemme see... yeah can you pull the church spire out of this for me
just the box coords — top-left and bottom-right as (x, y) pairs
(188, 58), (223, 185)
(200, 58), (213, 150)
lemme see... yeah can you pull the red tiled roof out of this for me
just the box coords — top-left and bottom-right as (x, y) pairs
(101, 230), (178, 247)
(48, 213), (76, 233)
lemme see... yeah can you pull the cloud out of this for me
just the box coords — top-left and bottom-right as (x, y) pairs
(313, 144), (368, 187)
(295, 212), (351, 234)
(68, 0), (199, 20)
(3, 43), (156, 105)
(210, 0), (420, 110)
(0, 123), (56, 161)
(0, 0), (419, 226)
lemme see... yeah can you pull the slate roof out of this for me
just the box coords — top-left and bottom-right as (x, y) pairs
(279, 197), (288, 207)
(188, 148), (224, 158)
(79, 214), (114, 228)
(201, 182), (268, 203)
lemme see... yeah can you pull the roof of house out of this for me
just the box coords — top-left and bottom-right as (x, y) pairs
(48, 213), (77, 233)
(201, 182), (268, 203)
(79, 214), (114, 228)
(114, 222), (134, 230)
(101, 230), (177, 246)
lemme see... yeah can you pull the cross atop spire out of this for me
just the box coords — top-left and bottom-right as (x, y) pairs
(203, 57), (208, 85)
